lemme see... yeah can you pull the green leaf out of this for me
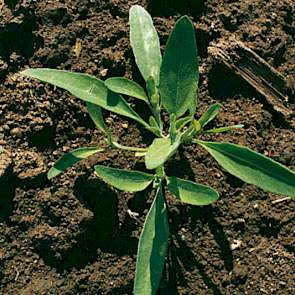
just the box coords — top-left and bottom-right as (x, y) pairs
(145, 137), (180, 170)
(134, 184), (169, 295)
(86, 102), (108, 134)
(105, 77), (149, 103)
(159, 16), (199, 117)
(167, 176), (219, 205)
(21, 68), (148, 127)
(48, 147), (103, 180)
(205, 124), (244, 133)
(146, 76), (157, 99)
(149, 116), (159, 129)
(198, 103), (221, 128)
(130, 5), (162, 85)
(175, 116), (192, 130)
(135, 151), (147, 157)
(94, 165), (154, 192)
(197, 141), (295, 197)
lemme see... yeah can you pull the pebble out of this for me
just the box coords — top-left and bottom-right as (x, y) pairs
(10, 127), (22, 137)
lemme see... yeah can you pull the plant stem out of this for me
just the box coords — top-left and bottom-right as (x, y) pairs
(112, 141), (148, 152)
(181, 121), (198, 143)
(155, 165), (165, 178)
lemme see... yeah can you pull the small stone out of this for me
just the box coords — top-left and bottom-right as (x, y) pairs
(106, 117), (113, 124)
(230, 239), (242, 250)
(100, 68), (108, 77)
(10, 127), (22, 137)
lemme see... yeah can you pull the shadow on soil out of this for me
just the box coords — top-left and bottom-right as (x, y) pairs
(0, 166), (49, 223)
(107, 283), (133, 295)
(33, 173), (141, 271)
(209, 63), (292, 128)
(27, 125), (56, 151)
(0, 7), (43, 81)
(208, 63), (256, 100)
(165, 148), (196, 182)
(0, 8), (40, 59)
(0, 166), (16, 222)
(164, 205), (233, 294)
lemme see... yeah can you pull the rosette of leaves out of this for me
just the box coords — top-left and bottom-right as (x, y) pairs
(21, 5), (295, 295)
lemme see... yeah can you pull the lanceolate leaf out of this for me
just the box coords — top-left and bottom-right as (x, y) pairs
(149, 116), (159, 129)
(197, 141), (295, 197)
(86, 102), (108, 134)
(48, 147), (103, 180)
(130, 5), (162, 85)
(94, 165), (154, 192)
(145, 137), (180, 170)
(175, 116), (192, 130)
(21, 69), (149, 127)
(105, 77), (149, 103)
(134, 184), (169, 295)
(204, 125), (244, 133)
(198, 103), (221, 128)
(159, 16), (199, 117)
(167, 176), (219, 205)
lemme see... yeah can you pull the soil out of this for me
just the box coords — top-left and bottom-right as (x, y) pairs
(0, 0), (294, 294)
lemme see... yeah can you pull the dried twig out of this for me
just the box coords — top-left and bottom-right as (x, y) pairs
(209, 37), (293, 121)
(272, 196), (291, 204)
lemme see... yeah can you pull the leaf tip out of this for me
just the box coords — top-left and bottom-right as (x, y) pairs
(178, 15), (194, 26)
(47, 168), (56, 180)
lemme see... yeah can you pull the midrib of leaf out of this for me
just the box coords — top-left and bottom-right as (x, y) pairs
(207, 143), (293, 186)
(87, 83), (95, 96)
(137, 15), (156, 79)
(48, 71), (95, 97)
(110, 174), (153, 183)
(175, 57), (184, 113)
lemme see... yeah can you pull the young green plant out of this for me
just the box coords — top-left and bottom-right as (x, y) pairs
(21, 5), (295, 295)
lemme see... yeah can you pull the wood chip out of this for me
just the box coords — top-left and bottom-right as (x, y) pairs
(209, 37), (293, 122)
(272, 197), (291, 204)
(74, 38), (82, 57)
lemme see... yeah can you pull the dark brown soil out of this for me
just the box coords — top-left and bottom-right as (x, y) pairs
(0, 0), (294, 294)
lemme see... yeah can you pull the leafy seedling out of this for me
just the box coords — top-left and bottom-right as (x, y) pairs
(21, 5), (295, 295)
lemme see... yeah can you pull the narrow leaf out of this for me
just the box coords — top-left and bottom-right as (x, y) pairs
(134, 184), (169, 295)
(146, 76), (157, 99)
(48, 147), (103, 180)
(145, 137), (180, 170)
(167, 176), (219, 205)
(194, 120), (201, 132)
(149, 116), (159, 129)
(197, 141), (295, 197)
(105, 77), (149, 103)
(159, 16), (199, 117)
(94, 165), (154, 192)
(130, 5), (162, 85)
(86, 102), (107, 133)
(205, 125), (244, 133)
(21, 69), (148, 127)
(198, 103), (221, 128)
(175, 116), (192, 130)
